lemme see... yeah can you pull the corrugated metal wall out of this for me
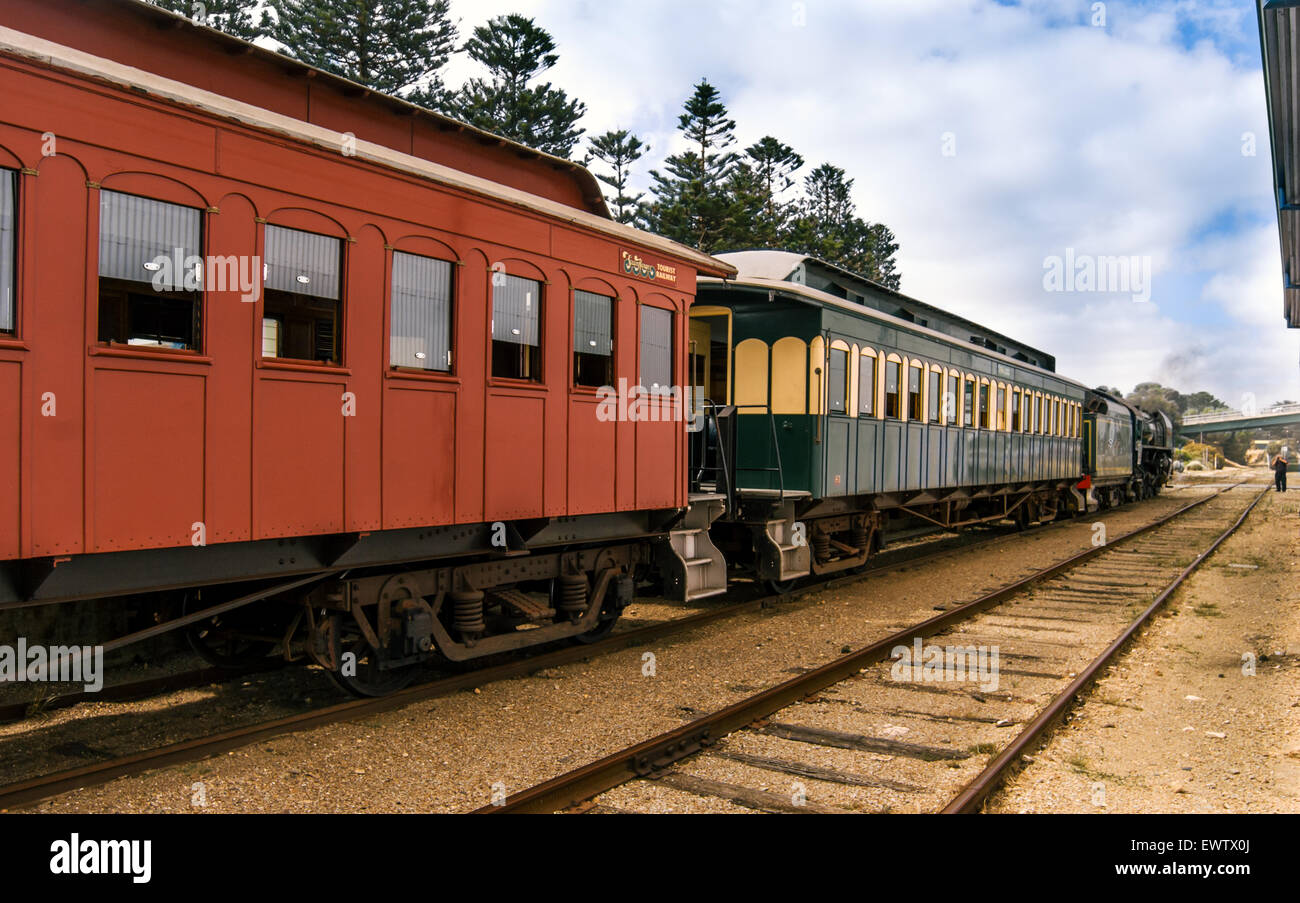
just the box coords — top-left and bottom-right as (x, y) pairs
(573, 289), (612, 357)
(639, 306), (672, 388)
(390, 251), (452, 370)
(264, 224), (340, 299)
(0, 169), (13, 331)
(98, 189), (200, 290)
(491, 274), (540, 346)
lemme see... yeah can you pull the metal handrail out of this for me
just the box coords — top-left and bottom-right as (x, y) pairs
(1182, 403), (1300, 424)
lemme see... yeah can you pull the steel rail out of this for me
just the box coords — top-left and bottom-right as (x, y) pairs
(939, 484), (1269, 814)
(473, 483), (1247, 813)
(0, 488), (1144, 727)
(0, 486), (1218, 811)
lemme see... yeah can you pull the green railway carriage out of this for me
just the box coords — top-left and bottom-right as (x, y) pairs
(688, 252), (1091, 588)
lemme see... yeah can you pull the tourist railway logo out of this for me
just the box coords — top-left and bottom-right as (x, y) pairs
(889, 637), (1000, 692)
(0, 638), (104, 692)
(621, 249), (677, 284)
(595, 378), (706, 427)
(147, 248), (262, 303)
(49, 835), (151, 884)
(1042, 248), (1151, 302)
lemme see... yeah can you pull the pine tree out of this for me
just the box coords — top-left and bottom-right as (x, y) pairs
(268, 1), (458, 101)
(151, 0), (268, 41)
(452, 15), (587, 158)
(586, 130), (648, 225)
(646, 79), (740, 253)
(788, 163), (901, 289)
(726, 136), (803, 249)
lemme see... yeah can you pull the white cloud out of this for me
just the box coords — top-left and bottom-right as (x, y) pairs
(448, 0), (1294, 404)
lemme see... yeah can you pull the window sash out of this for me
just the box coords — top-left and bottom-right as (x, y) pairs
(99, 189), (201, 291)
(828, 348), (848, 413)
(574, 290), (613, 357)
(639, 306), (672, 389)
(390, 251), (452, 370)
(946, 375), (958, 424)
(492, 274), (541, 347)
(265, 225), (341, 299)
(858, 356), (876, 415)
(884, 361), (901, 418)
(0, 169), (14, 332)
(928, 372), (941, 422)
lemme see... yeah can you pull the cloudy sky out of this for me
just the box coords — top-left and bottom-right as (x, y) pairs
(436, 0), (1295, 408)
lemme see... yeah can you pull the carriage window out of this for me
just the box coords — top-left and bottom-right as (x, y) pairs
(996, 386), (1007, 430)
(928, 371), (941, 422)
(262, 224), (342, 364)
(828, 347), (848, 413)
(979, 383), (990, 428)
(492, 273), (542, 380)
(1041, 397), (1049, 434)
(858, 354), (876, 415)
(97, 190), (202, 350)
(390, 251), (452, 371)
(963, 378), (975, 427)
(1012, 389), (1021, 431)
(639, 306), (672, 390)
(0, 169), (14, 333)
(885, 360), (901, 418)
(1053, 399), (1061, 436)
(907, 363), (923, 420)
(573, 290), (613, 387)
(946, 374), (958, 425)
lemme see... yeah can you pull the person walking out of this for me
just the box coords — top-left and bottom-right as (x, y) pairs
(1271, 448), (1289, 492)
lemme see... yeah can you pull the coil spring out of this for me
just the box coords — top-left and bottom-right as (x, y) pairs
(811, 530), (830, 563)
(557, 574), (588, 618)
(451, 590), (485, 635)
(850, 525), (869, 554)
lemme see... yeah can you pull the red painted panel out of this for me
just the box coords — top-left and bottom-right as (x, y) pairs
(0, 361), (19, 560)
(382, 385), (456, 528)
(253, 376), (346, 538)
(484, 393), (545, 519)
(0, 0), (597, 213)
(29, 156), (86, 557)
(90, 368), (205, 552)
(636, 420), (679, 511)
(0, 64), (216, 176)
(567, 397), (616, 514)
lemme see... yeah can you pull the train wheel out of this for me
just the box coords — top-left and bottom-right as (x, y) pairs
(572, 612), (620, 644)
(182, 593), (276, 669)
(326, 637), (422, 698)
(766, 576), (802, 595)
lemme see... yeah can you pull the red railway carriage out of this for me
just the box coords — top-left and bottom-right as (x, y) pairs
(0, 0), (733, 692)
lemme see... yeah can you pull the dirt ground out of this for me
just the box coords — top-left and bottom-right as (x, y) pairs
(989, 482), (1300, 813)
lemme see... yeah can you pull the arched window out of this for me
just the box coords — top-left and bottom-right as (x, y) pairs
(928, 366), (942, 423)
(885, 358), (902, 418)
(858, 351), (877, 416)
(98, 189), (204, 351)
(828, 344), (849, 414)
(907, 361), (923, 420)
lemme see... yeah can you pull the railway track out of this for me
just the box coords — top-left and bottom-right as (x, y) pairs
(0, 484), (1226, 811)
(472, 482), (1265, 814)
(0, 486), (1193, 727)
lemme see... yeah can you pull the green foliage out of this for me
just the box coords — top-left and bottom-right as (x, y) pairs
(451, 14), (586, 158)
(785, 164), (900, 288)
(727, 137), (804, 249)
(150, 0), (268, 40)
(268, 1), (458, 102)
(645, 80), (741, 253)
(586, 130), (648, 225)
